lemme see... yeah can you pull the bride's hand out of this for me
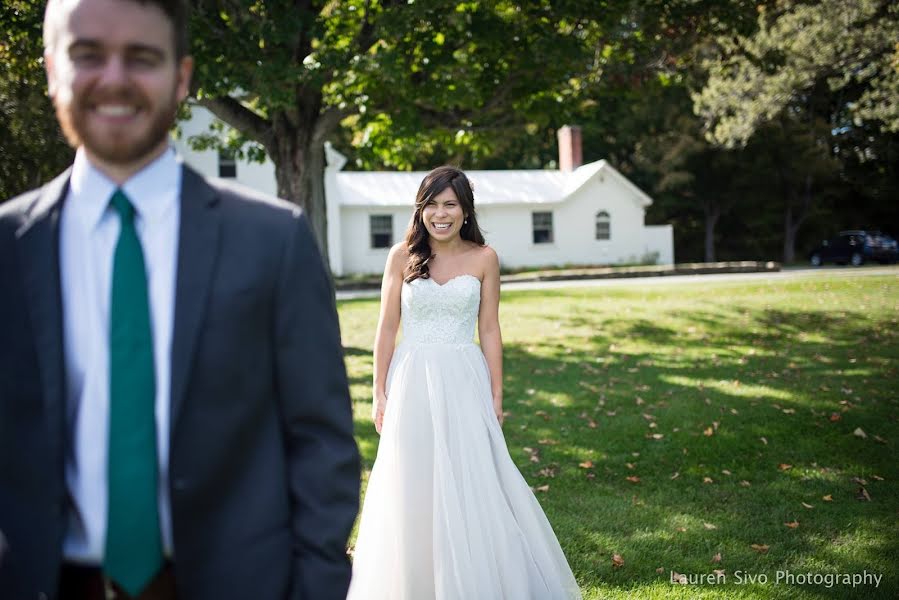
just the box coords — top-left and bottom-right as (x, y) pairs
(493, 397), (504, 427)
(373, 390), (388, 435)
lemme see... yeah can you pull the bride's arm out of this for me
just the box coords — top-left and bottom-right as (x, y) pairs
(372, 243), (406, 433)
(478, 247), (504, 425)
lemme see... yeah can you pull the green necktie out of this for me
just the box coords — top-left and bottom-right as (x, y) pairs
(104, 189), (164, 595)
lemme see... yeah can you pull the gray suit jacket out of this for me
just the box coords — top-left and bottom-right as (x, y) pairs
(0, 166), (360, 599)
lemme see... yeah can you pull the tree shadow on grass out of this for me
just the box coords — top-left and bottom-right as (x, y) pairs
(499, 307), (898, 598)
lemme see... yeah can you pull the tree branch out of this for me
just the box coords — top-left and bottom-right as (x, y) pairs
(195, 96), (275, 153)
(312, 107), (345, 144)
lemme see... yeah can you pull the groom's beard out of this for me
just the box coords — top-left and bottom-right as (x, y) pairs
(54, 85), (178, 166)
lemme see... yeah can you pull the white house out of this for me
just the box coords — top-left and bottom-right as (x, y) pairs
(172, 112), (673, 276)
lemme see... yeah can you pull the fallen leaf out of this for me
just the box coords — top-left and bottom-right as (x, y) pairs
(612, 554), (624, 568)
(739, 480), (751, 487)
(822, 494), (833, 502)
(671, 571), (687, 584)
(856, 487), (871, 501)
(801, 502), (814, 509)
(538, 438), (559, 445)
(784, 520), (799, 529)
(711, 552), (722, 563)
(853, 427), (868, 439)
(721, 469), (732, 476)
(670, 471), (680, 480)
(872, 475), (884, 481)
(873, 434), (887, 444)
(703, 427), (714, 437)
(750, 544), (769, 553)
(676, 527), (687, 532)
(760, 437), (768, 445)
(778, 463), (792, 471)
(651, 433), (664, 440)
(703, 477), (714, 484)
(578, 460), (594, 469)
(656, 567), (665, 574)
(626, 475), (641, 483)
(625, 462), (636, 470)
(534, 484), (550, 493)
(713, 569), (726, 576)
(829, 413), (842, 422)
(703, 522), (717, 530)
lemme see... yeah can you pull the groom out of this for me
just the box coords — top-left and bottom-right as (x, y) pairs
(0, 0), (359, 598)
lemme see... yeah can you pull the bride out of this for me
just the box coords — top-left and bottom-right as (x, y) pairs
(347, 166), (581, 599)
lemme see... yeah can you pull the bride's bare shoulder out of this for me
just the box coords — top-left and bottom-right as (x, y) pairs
(390, 241), (411, 258)
(385, 242), (410, 275)
(477, 244), (499, 267)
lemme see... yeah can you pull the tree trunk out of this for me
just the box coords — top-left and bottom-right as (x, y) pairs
(271, 115), (329, 270)
(198, 95), (340, 274)
(783, 203), (797, 264)
(782, 174), (813, 264)
(704, 199), (720, 263)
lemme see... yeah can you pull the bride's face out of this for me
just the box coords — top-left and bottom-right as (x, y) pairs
(422, 187), (466, 241)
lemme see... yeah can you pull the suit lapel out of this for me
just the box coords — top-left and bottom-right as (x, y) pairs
(170, 166), (221, 431)
(15, 169), (72, 458)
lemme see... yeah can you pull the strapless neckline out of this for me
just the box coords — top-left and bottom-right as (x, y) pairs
(424, 274), (481, 287)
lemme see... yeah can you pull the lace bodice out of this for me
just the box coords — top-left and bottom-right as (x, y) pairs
(400, 274), (481, 344)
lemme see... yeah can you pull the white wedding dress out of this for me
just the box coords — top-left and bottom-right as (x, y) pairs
(348, 274), (581, 600)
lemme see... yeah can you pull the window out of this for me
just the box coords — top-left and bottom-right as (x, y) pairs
(370, 215), (393, 249)
(218, 148), (236, 178)
(595, 211), (610, 240)
(532, 211), (553, 244)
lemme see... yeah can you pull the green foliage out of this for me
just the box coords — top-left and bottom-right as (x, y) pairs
(694, 0), (899, 149)
(0, 0), (73, 199)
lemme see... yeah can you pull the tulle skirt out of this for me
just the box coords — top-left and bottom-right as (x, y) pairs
(347, 340), (581, 600)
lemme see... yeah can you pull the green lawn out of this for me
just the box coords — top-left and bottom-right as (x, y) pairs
(338, 272), (899, 599)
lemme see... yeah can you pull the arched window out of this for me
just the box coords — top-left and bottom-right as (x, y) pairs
(595, 211), (610, 240)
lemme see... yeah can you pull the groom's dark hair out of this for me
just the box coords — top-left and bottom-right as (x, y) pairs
(44, 0), (191, 59)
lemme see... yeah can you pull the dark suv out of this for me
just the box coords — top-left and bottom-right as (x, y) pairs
(808, 230), (898, 266)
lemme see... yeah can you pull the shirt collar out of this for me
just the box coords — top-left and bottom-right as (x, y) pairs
(69, 147), (181, 230)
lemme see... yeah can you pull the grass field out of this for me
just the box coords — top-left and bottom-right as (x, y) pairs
(338, 272), (899, 599)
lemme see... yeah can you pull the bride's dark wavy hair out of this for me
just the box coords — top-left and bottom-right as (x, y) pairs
(404, 166), (486, 283)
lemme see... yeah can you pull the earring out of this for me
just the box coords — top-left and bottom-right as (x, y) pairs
(464, 219), (468, 225)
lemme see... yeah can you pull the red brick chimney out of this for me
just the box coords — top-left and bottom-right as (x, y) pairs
(557, 125), (582, 172)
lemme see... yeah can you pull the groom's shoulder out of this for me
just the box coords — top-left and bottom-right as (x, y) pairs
(0, 189), (40, 224)
(0, 169), (71, 230)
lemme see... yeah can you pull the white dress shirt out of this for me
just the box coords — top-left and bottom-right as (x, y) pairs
(60, 147), (181, 563)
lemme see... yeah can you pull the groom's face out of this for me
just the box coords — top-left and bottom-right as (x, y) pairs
(44, 0), (192, 167)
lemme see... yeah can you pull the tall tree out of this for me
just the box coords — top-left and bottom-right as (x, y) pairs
(693, 0), (899, 261)
(188, 0), (613, 266)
